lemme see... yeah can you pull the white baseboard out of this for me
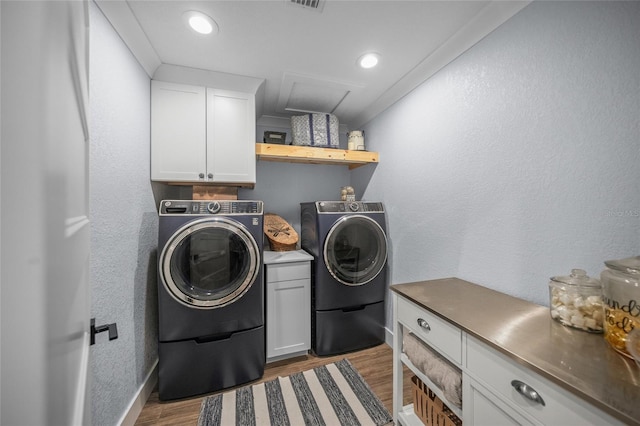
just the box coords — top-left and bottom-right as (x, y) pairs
(267, 349), (310, 364)
(118, 359), (158, 426)
(385, 326), (394, 348)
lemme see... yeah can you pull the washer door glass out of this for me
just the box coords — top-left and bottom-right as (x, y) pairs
(161, 218), (259, 308)
(324, 215), (387, 286)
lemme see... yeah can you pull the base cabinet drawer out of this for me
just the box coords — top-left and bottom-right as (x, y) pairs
(266, 262), (309, 283)
(466, 336), (623, 426)
(463, 373), (538, 426)
(397, 297), (462, 364)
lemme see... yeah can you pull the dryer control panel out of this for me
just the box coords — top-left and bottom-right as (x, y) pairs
(316, 201), (384, 213)
(159, 200), (263, 215)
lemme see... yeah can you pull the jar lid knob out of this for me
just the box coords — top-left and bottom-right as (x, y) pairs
(571, 269), (587, 277)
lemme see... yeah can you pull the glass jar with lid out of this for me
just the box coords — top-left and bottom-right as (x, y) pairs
(601, 256), (640, 357)
(548, 269), (603, 332)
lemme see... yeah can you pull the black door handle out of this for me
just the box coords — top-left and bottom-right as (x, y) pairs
(90, 318), (118, 345)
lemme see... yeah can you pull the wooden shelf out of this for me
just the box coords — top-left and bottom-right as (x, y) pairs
(255, 143), (378, 170)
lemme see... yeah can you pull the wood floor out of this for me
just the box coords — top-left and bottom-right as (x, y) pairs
(135, 343), (414, 425)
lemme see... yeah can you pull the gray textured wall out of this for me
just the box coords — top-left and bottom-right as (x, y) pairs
(240, 160), (351, 236)
(89, 3), (176, 425)
(351, 1), (640, 328)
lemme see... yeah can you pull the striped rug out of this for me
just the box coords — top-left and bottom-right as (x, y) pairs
(197, 359), (392, 426)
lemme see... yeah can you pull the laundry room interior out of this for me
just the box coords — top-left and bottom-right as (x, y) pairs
(2, 1), (640, 426)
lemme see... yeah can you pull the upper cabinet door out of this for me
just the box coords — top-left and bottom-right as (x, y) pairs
(151, 81), (206, 182)
(206, 88), (256, 184)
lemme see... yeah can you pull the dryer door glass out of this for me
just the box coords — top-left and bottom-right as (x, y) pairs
(324, 215), (387, 286)
(162, 218), (259, 308)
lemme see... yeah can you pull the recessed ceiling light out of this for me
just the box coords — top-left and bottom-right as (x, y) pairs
(358, 53), (380, 69)
(183, 11), (218, 35)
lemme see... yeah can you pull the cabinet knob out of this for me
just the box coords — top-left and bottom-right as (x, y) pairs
(511, 380), (545, 406)
(199, 173), (205, 179)
(417, 318), (431, 331)
(208, 173), (213, 179)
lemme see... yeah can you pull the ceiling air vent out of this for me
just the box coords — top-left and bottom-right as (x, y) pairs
(287, 0), (325, 12)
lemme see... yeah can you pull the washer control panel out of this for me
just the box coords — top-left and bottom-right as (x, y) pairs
(316, 201), (384, 213)
(207, 201), (221, 214)
(159, 200), (263, 215)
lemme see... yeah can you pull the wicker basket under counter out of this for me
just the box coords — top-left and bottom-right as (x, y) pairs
(412, 376), (462, 426)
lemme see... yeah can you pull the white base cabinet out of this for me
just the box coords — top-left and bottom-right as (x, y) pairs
(264, 250), (312, 363)
(392, 280), (630, 426)
(151, 80), (256, 185)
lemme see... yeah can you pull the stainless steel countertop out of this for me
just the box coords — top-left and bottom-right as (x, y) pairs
(391, 278), (640, 425)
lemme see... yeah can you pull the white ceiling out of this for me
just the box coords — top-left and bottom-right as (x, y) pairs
(96, 0), (529, 129)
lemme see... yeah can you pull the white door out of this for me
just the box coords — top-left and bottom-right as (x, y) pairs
(1, 1), (91, 425)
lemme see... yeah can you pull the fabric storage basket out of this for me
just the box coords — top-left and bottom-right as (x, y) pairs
(291, 113), (339, 148)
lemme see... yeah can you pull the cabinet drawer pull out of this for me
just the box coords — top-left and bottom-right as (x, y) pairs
(511, 380), (545, 406)
(417, 318), (431, 331)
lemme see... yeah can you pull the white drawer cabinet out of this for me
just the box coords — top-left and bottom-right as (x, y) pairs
(463, 373), (538, 426)
(465, 336), (623, 426)
(391, 279), (638, 426)
(151, 80), (256, 185)
(397, 297), (462, 364)
(264, 251), (312, 363)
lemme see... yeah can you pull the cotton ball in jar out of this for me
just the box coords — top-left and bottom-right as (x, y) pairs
(548, 269), (603, 333)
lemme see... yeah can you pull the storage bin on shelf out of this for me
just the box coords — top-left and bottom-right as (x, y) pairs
(291, 113), (339, 148)
(412, 376), (462, 426)
(263, 131), (287, 144)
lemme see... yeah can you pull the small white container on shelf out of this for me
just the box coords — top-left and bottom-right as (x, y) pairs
(347, 130), (365, 151)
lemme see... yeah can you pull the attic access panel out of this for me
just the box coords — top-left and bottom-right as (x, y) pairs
(277, 72), (362, 116)
(286, 82), (348, 114)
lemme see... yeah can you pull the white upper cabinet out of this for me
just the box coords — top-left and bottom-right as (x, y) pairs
(151, 81), (206, 182)
(151, 81), (256, 185)
(206, 88), (256, 184)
